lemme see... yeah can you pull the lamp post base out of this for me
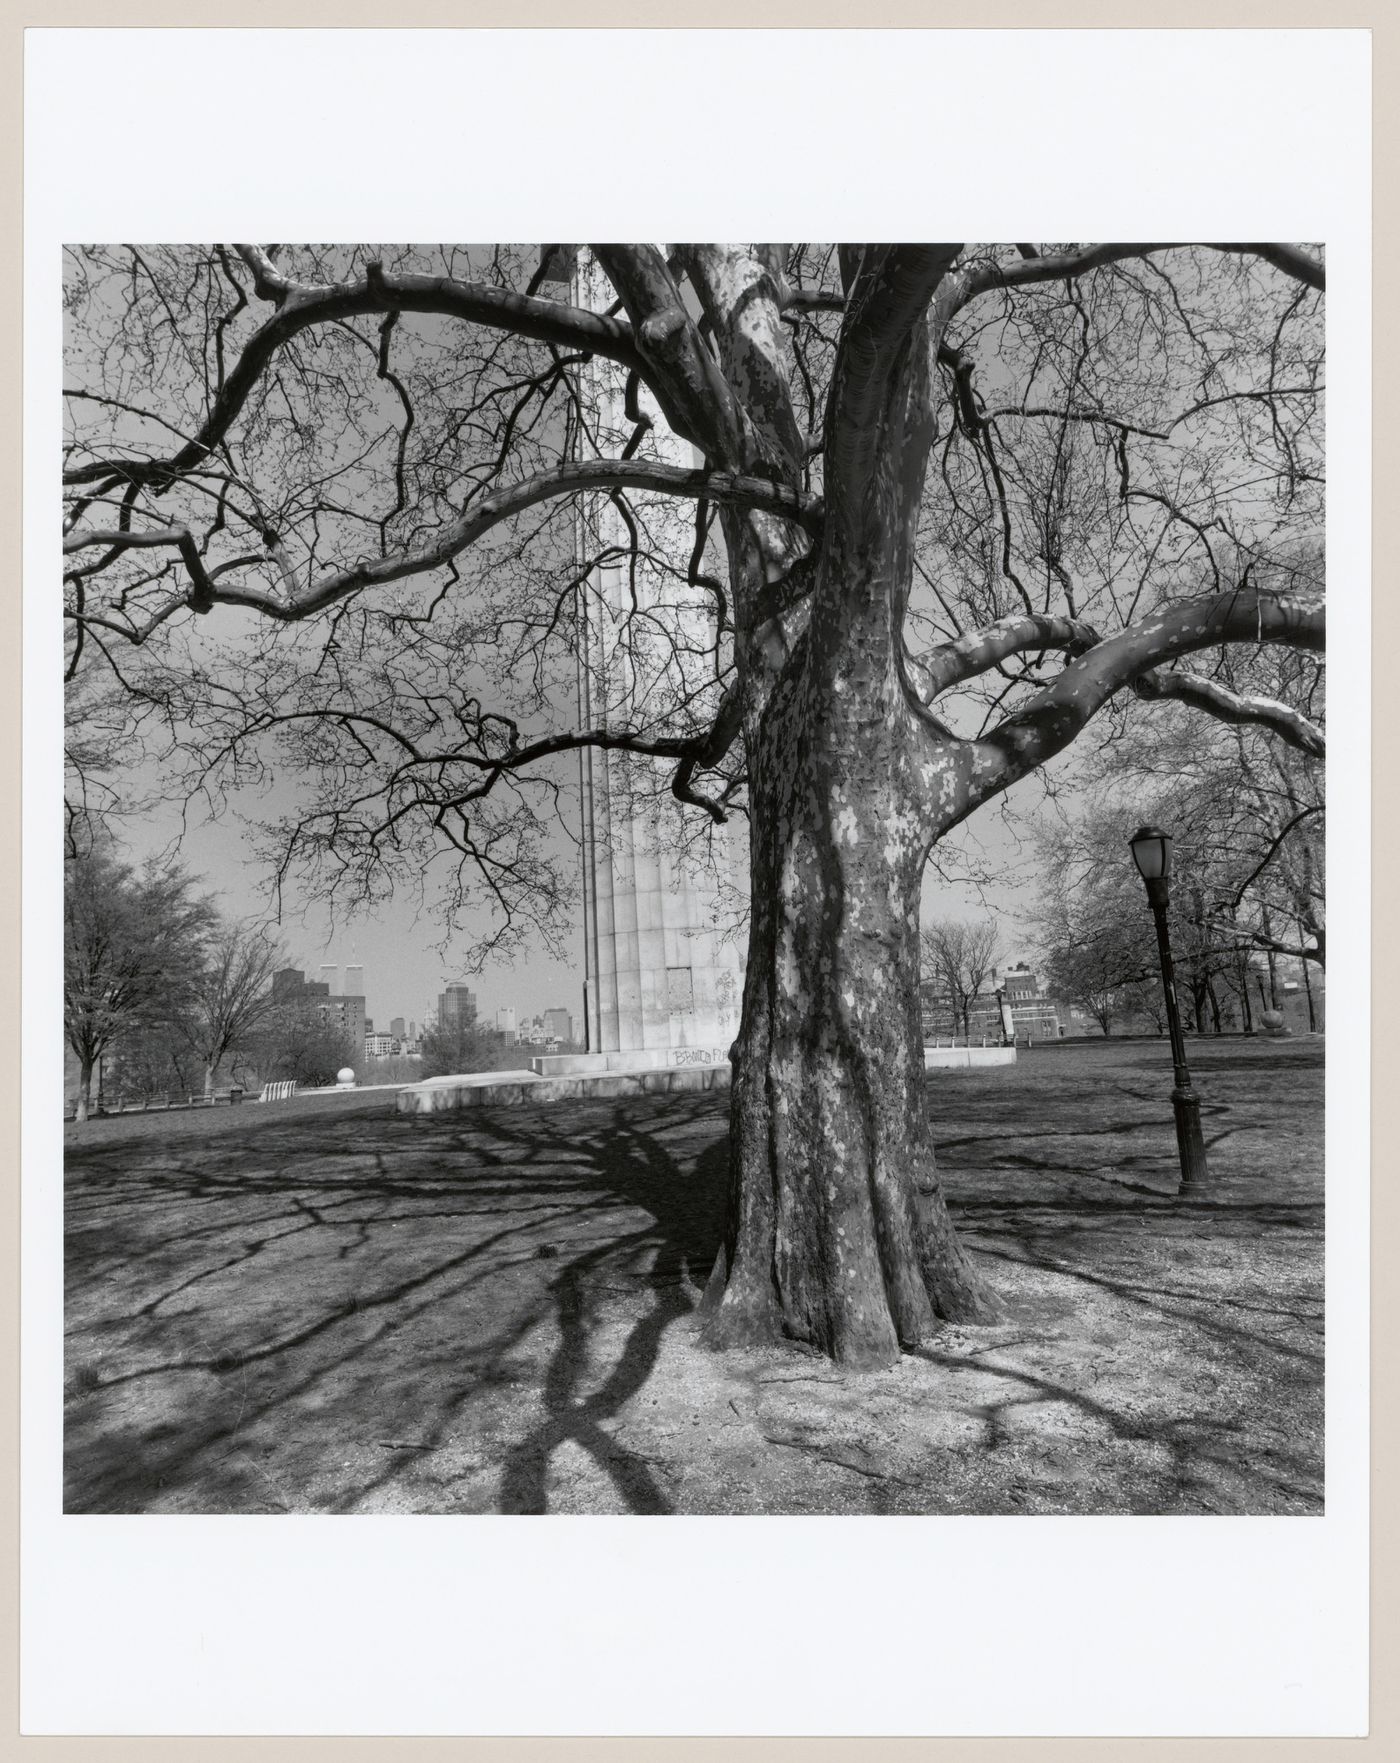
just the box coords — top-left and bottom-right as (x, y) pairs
(1172, 1086), (1210, 1190)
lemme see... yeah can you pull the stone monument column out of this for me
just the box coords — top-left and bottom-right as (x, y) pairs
(569, 250), (746, 1068)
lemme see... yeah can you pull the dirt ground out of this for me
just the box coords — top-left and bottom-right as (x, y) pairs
(63, 1036), (1324, 1515)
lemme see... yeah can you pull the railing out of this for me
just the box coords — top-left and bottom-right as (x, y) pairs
(69, 1087), (247, 1119)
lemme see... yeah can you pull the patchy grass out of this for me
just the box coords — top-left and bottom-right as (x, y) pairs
(63, 1036), (1323, 1515)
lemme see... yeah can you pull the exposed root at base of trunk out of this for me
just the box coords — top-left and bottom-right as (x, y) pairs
(696, 1240), (1007, 1368)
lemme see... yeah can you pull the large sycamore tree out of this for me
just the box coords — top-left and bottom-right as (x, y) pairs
(63, 242), (1325, 1365)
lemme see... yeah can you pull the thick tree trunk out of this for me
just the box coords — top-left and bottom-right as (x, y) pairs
(701, 644), (1002, 1370)
(204, 1061), (217, 1100)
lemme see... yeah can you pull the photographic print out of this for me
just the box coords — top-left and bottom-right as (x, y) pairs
(60, 238), (1326, 1518)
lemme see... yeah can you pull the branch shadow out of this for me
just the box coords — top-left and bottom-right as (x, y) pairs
(64, 1095), (731, 1514)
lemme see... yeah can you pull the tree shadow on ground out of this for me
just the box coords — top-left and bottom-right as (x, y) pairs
(64, 1097), (731, 1514)
(64, 1041), (1324, 1514)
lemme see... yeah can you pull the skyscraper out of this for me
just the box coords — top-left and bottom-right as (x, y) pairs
(438, 984), (477, 1031)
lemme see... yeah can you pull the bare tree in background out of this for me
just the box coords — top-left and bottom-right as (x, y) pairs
(921, 919), (1000, 1042)
(63, 241), (1325, 1364)
(64, 849), (214, 1120)
(183, 921), (286, 1097)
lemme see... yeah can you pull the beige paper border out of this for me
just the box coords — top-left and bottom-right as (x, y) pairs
(4, 4), (1390, 1757)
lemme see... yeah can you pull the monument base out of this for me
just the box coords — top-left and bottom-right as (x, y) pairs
(398, 1062), (730, 1113)
(397, 1044), (1016, 1116)
(531, 1046), (730, 1078)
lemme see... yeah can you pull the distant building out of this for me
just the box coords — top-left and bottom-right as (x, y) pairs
(365, 1031), (395, 1058)
(316, 993), (365, 1052)
(271, 967), (328, 1001)
(918, 962), (1063, 1043)
(998, 964), (1062, 1039)
(390, 1017), (405, 1039)
(544, 1007), (571, 1044)
(345, 965), (364, 1000)
(438, 984), (477, 1032)
(496, 1006), (517, 1044)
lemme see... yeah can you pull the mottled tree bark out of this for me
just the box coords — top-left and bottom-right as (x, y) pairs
(701, 254), (1002, 1366)
(701, 651), (1002, 1366)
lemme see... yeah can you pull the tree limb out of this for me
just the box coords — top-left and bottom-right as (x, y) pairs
(589, 244), (753, 469)
(1132, 666), (1325, 758)
(949, 242), (1324, 312)
(913, 613), (1102, 702)
(668, 681), (745, 822)
(64, 460), (823, 623)
(64, 260), (646, 490)
(232, 244), (292, 304)
(957, 588), (1325, 823)
(823, 245), (963, 535)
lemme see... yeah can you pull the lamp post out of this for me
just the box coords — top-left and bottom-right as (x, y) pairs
(1129, 826), (1209, 1190)
(995, 985), (1014, 1047)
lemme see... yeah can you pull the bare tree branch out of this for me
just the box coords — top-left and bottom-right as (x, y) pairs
(950, 242), (1324, 312)
(64, 460), (822, 625)
(64, 259), (647, 490)
(910, 612), (1102, 703)
(954, 588), (1325, 822)
(1132, 666), (1325, 758)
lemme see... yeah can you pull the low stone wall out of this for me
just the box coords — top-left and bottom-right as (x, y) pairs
(398, 1063), (730, 1113)
(399, 1043), (1015, 1114)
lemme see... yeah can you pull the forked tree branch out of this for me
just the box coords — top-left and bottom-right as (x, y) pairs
(590, 244), (755, 470)
(946, 588), (1325, 826)
(669, 680), (745, 822)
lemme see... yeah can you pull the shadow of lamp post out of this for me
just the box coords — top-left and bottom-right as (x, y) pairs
(1129, 825), (1210, 1192)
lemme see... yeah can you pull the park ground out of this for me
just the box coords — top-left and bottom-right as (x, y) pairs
(62, 1036), (1324, 1515)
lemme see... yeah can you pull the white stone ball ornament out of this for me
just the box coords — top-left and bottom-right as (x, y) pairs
(335, 1067), (357, 1088)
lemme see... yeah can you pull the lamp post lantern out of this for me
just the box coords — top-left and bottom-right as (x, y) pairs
(1129, 826), (1209, 1190)
(995, 984), (1014, 1047)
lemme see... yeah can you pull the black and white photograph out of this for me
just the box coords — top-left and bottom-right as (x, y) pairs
(23, 20), (1374, 1743)
(60, 236), (1327, 1517)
